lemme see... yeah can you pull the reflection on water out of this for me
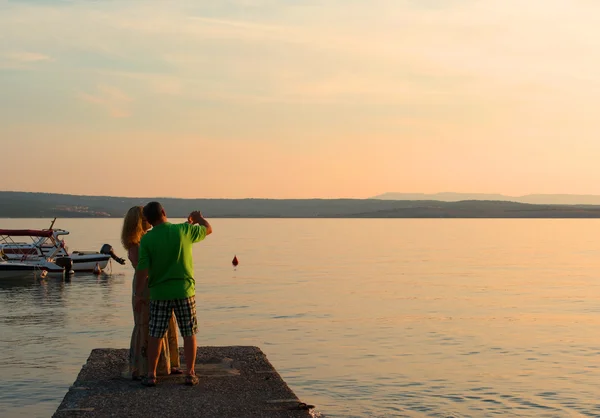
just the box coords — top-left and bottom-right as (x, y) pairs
(1, 219), (600, 417)
(0, 271), (136, 417)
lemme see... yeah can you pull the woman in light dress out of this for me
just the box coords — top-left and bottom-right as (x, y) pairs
(121, 206), (182, 379)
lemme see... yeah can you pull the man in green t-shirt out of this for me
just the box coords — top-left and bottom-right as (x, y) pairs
(134, 201), (212, 387)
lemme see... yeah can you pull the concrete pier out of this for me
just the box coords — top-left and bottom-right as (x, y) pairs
(53, 346), (316, 417)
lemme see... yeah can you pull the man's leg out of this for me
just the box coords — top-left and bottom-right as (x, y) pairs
(146, 300), (172, 385)
(183, 335), (197, 376)
(147, 336), (163, 378)
(173, 296), (199, 384)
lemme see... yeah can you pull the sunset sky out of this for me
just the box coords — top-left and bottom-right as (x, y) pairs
(2, 0), (600, 199)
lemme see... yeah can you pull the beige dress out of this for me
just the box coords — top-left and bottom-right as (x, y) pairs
(128, 246), (180, 378)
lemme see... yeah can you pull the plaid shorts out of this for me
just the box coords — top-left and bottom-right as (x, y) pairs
(149, 296), (198, 338)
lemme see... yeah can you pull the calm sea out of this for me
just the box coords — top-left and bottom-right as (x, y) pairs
(1, 218), (600, 417)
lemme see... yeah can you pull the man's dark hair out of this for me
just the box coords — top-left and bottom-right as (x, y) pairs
(143, 201), (164, 225)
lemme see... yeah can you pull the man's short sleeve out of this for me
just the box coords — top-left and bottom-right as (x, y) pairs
(182, 223), (207, 243)
(137, 238), (150, 270)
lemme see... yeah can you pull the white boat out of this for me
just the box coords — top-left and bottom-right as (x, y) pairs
(0, 258), (65, 280)
(0, 223), (126, 272)
(0, 229), (71, 279)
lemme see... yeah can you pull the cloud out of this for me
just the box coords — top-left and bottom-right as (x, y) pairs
(0, 51), (52, 69)
(3, 0), (600, 198)
(2, 0), (600, 110)
(78, 85), (133, 118)
(6, 51), (50, 63)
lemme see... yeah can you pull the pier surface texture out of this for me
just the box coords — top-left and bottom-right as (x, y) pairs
(53, 346), (315, 418)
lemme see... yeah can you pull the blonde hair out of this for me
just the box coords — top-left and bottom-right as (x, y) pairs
(121, 206), (148, 250)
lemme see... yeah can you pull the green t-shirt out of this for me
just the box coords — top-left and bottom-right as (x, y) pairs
(137, 222), (207, 300)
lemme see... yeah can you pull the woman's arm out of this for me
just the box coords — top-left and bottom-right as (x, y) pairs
(134, 242), (150, 311)
(128, 245), (139, 268)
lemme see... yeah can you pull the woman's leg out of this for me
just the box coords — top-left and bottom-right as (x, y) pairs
(155, 311), (172, 376)
(129, 277), (146, 379)
(167, 313), (181, 370)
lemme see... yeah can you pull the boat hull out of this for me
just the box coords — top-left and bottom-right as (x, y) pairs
(0, 261), (64, 280)
(1, 248), (111, 272)
(70, 254), (111, 272)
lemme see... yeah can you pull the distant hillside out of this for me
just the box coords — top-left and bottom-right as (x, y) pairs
(372, 192), (600, 205)
(2, 191), (600, 218)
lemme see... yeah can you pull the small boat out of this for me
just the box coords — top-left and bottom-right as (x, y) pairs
(0, 229), (71, 279)
(0, 258), (65, 280)
(0, 219), (126, 272)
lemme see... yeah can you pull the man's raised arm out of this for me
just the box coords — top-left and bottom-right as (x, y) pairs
(188, 211), (212, 237)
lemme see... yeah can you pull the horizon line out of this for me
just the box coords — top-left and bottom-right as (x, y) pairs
(4, 190), (600, 201)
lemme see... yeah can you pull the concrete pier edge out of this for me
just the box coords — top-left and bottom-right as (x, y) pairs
(53, 346), (317, 417)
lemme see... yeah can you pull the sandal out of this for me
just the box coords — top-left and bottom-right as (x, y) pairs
(141, 376), (157, 387)
(290, 402), (315, 411)
(170, 368), (184, 375)
(185, 374), (198, 386)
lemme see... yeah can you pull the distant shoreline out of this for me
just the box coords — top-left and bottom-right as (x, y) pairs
(2, 191), (600, 219)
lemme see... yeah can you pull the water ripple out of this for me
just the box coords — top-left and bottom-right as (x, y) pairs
(2, 219), (600, 417)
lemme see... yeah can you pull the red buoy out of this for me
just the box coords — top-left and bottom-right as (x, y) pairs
(232, 255), (239, 267)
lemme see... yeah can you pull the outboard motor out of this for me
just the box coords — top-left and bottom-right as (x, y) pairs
(100, 244), (126, 265)
(55, 256), (74, 276)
